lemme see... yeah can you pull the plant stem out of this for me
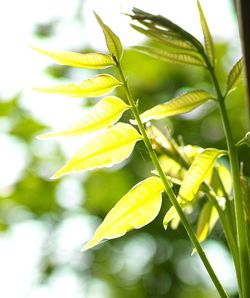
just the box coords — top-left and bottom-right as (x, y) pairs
(205, 189), (242, 296)
(115, 60), (228, 298)
(203, 53), (250, 298)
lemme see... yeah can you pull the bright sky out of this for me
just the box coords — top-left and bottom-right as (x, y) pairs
(0, 0), (239, 297)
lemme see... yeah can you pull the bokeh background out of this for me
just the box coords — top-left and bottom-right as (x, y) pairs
(0, 0), (248, 297)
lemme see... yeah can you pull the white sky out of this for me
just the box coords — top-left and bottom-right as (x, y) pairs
(0, 1), (239, 297)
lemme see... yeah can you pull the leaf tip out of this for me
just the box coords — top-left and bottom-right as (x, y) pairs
(50, 166), (68, 180)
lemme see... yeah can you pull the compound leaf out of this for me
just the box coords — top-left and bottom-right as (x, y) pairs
(51, 123), (141, 179)
(82, 176), (164, 251)
(227, 58), (243, 94)
(197, 0), (215, 66)
(134, 46), (205, 67)
(34, 74), (122, 98)
(134, 90), (214, 123)
(38, 96), (129, 138)
(94, 12), (123, 61)
(32, 46), (115, 69)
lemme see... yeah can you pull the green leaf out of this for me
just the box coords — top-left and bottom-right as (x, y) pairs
(34, 74), (122, 98)
(32, 46), (115, 69)
(82, 176), (164, 251)
(178, 148), (226, 202)
(51, 123), (142, 179)
(38, 96), (129, 138)
(156, 155), (187, 181)
(163, 205), (180, 229)
(131, 8), (203, 50)
(134, 46), (205, 67)
(197, 0), (215, 66)
(133, 90), (214, 123)
(196, 201), (218, 242)
(240, 174), (250, 222)
(94, 12), (123, 61)
(211, 163), (232, 198)
(226, 57), (243, 94)
(130, 24), (196, 51)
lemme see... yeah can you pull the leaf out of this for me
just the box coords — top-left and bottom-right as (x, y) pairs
(133, 90), (214, 123)
(134, 46), (204, 67)
(51, 123), (142, 179)
(163, 205), (180, 229)
(197, 0), (215, 66)
(211, 163), (232, 198)
(34, 74), (122, 98)
(82, 176), (164, 251)
(196, 201), (218, 242)
(38, 96), (129, 139)
(226, 58), (243, 94)
(31, 46), (115, 69)
(240, 174), (250, 222)
(178, 148), (226, 202)
(130, 24), (196, 51)
(131, 8), (203, 50)
(94, 12), (123, 61)
(156, 155), (187, 181)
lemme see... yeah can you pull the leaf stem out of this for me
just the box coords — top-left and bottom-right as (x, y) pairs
(203, 52), (250, 298)
(115, 60), (228, 298)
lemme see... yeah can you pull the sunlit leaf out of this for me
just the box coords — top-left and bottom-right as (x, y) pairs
(211, 163), (232, 198)
(157, 155), (186, 181)
(133, 46), (205, 67)
(226, 57), (243, 94)
(134, 90), (214, 123)
(180, 145), (204, 164)
(196, 201), (218, 242)
(94, 12), (123, 61)
(197, 0), (215, 66)
(34, 74), (122, 98)
(51, 123), (142, 179)
(178, 148), (226, 202)
(38, 96), (129, 138)
(163, 205), (179, 229)
(130, 24), (196, 51)
(82, 176), (164, 251)
(32, 46), (115, 69)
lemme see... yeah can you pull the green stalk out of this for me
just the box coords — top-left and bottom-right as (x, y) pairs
(115, 60), (228, 298)
(205, 189), (242, 296)
(202, 53), (250, 297)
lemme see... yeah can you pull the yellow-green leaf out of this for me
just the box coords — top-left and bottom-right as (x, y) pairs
(227, 57), (243, 94)
(240, 174), (250, 222)
(32, 46), (115, 69)
(38, 96), (129, 139)
(196, 201), (218, 243)
(178, 148), (226, 202)
(82, 176), (164, 251)
(211, 163), (232, 198)
(197, 0), (215, 66)
(94, 12), (123, 61)
(134, 46), (205, 67)
(163, 205), (179, 229)
(135, 90), (214, 123)
(51, 123), (141, 179)
(34, 74), (122, 98)
(157, 155), (187, 181)
(130, 24), (196, 51)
